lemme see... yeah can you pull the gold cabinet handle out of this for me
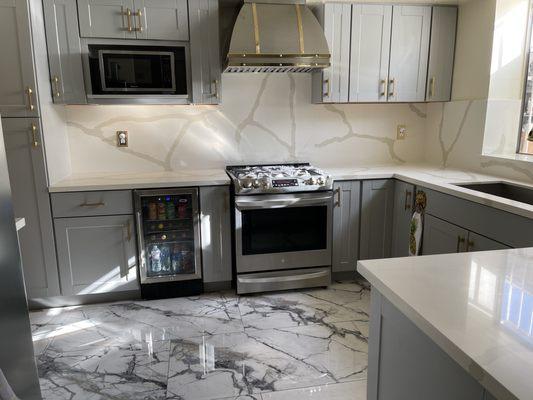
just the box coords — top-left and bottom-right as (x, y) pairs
(79, 201), (106, 207)
(213, 79), (219, 99)
(380, 79), (388, 97)
(126, 219), (132, 242)
(135, 9), (143, 32)
(404, 190), (412, 211)
(125, 8), (133, 32)
(30, 123), (39, 148)
(456, 235), (466, 252)
(26, 87), (34, 111)
(335, 187), (341, 207)
(429, 76), (436, 99)
(388, 78), (395, 98)
(52, 76), (61, 98)
(324, 78), (330, 98)
(466, 240), (474, 252)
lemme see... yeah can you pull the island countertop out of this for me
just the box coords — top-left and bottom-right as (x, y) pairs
(358, 248), (533, 400)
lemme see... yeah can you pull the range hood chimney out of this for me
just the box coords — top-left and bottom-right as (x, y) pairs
(224, 0), (330, 73)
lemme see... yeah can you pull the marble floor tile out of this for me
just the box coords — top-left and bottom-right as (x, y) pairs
(261, 380), (367, 400)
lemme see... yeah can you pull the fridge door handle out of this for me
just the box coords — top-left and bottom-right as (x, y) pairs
(136, 211), (146, 274)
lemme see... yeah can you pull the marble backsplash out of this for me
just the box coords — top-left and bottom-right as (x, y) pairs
(65, 74), (428, 174)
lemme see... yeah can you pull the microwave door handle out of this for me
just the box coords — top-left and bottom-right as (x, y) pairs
(235, 195), (332, 210)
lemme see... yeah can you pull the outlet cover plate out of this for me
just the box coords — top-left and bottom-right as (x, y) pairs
(116, 130), (128, 147)
(397, 125), (407, 140)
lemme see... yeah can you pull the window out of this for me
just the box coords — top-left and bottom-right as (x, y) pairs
(519, 5), (533, 154)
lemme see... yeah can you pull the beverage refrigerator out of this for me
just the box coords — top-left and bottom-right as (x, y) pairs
(134, 188), (202, 299)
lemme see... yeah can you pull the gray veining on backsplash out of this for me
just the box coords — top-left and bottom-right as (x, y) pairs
(437, 100), (473, 168)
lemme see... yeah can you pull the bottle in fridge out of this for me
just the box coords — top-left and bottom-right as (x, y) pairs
(134, 189), (203, 299)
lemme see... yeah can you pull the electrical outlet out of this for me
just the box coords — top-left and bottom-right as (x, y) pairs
(397, 125), (407, 140)
(116, 130), (128, 147)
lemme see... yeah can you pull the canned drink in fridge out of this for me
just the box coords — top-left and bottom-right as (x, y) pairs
(148, 202), (158, 220)
(166, 201), (176, 219)
(157, 202), (166, 220)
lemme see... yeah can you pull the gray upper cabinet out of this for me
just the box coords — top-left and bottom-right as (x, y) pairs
(78, 0), (136, 39)
(391, 181), (415, 257)
(55, 215), (139, 296)
(200, 186), (232, 284)
(2, 118), (60, 298)
(422, 214), (467, 255)
(360, 179), (394, 260)
(189, 0), (220, 104)
(332, 181), (361, 273)
(349, 4), (392, 102)
(312, 3), (351, 103)
(136, 0), (189, 41)
(388, 5), (431, 102)
(0, 0), (39, 117)
(43, 0), (87, 104)
(426, 6), (457, 102)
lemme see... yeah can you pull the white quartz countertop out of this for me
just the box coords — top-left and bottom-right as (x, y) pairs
(48, 169), (231, 192)
(358, 248), (533, 400)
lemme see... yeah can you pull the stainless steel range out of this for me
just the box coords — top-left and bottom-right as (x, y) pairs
(226, 163), (333, 294)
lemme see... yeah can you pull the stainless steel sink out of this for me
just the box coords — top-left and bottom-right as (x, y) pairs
(454, 182), (533, 206)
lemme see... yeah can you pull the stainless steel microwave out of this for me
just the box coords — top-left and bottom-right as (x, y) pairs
(82, 40), (190, 103)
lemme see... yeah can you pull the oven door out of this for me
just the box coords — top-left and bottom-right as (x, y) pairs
(235, 192), (332, 273)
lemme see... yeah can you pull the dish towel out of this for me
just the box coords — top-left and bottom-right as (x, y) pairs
(0, 369), (19, 400)
(409, 191), (427, 256)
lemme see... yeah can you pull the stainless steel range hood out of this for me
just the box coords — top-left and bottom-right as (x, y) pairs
(224, 0), (330, 73)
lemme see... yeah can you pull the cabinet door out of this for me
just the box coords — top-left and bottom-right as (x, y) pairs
(0, 0), (39, 117)
(43, 0), (86, 104)
(320, 3), (351, 103)
(388, 6), (431, 102)
(135, 0), (189, 40)
(422, 214), (468, 255)
(332, 181), (361, 273)
(55, 215), (139, 296)
(200, 186), (232, 283)
(349, 4), (392, 102)
(391, 181), (415, 257)
(78, 0), (136, 39)
(466, 232), (510, 252)
(2, 118), (60, 298)
(360, 180), (394, 260)
(189, 0), (220, 104)
(426, 6), (457, 102)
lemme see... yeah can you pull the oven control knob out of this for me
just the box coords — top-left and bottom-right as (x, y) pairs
(307, 177), (317, 185)
(241, 179), (253, 189)
(317, 177), (325, 185)
(252, 179), (261, 188)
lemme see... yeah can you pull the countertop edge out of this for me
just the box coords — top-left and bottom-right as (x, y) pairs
(357, 260), (517, 400)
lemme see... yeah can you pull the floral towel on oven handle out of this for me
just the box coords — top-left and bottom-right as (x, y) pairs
(409, 190), (427, 256)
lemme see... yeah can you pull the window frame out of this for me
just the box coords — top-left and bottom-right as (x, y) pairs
(517, 0), (533, 155)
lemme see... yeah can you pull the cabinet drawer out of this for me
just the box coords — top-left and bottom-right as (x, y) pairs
(51, 190), (133, 217)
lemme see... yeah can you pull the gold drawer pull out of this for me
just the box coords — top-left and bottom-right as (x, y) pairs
(135, 9), (143, 32)
(26, 87), (34, 111)
(324, 78), (330, 98)
(125, 8), (133, 32)
(380, 79), (388, 97)
(52, 76), (61, 98)
(80, 202), (106, 207)
(31, 123), (39, 148)
(404, 190), (412, 211)
(456, 235), (465, 252)
(388, 78), (396, 98)
(213, 79), (219, 99)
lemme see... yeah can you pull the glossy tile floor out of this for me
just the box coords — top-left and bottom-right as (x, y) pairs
(30, 280), (369, 400)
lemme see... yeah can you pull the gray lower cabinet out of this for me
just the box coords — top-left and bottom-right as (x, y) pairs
(199, 186), (232, 285)
(360, 179), (394, 260)
(391, 180), (415, 257)
(422, 214), (468, 255)
(0, 0), (40, 117)
(332, 181), (361, 273)
(189, 0), (221, 104)
(2, 118), (60, 298)
(78, 0), (136, 39)
(136, 0), (189, 41)
(55, 215), (139, 296)
(466, 231), (510, 252)
(42, 0), (86, 104)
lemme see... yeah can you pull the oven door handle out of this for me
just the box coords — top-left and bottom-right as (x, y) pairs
(235, 194), (332, 210)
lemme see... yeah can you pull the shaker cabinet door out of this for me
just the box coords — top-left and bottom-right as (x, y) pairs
(466, 232), (510, 252)
(391, 181), (415, 257)
(200, 186), (232, 284)
(0, 0), (39, 117)
(426, 6), (457, 102)
(43, 0), (86, 104)
(422, 214), (468, 255)
(189, 0), (221, 104)
(2, 118), (60, 298)
(55, 215), (139, 296)
(78, 0), (136, 39)
(135, 0), (189, 41)
(388, 5), (431, 102)
(360, 179), (394, 260)
(332, 181), (361, 273)
(320, 3), (351, 103)
(349, 4), (392, 102)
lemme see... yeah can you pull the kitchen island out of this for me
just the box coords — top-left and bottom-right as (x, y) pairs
(358, 248), (533, 400)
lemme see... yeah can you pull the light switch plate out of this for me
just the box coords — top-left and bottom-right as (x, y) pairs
(116, 130), (128, 147)
(397, 125), (407, 140)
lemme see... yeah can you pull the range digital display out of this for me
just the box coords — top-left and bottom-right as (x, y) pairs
(272, 179), (298, 188)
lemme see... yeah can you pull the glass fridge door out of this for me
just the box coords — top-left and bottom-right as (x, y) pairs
(135, 189), (201, 283)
